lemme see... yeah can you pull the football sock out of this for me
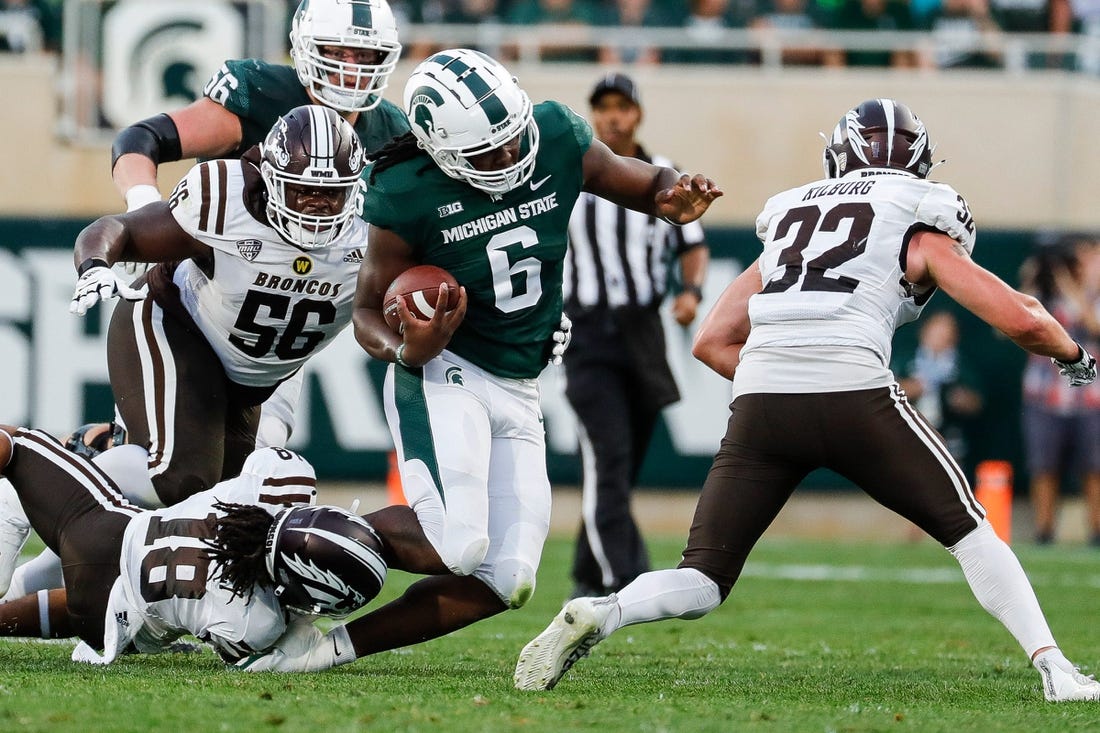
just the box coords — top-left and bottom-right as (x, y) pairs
(612, 567), (722, 633)
(948, 520), (1057, 659)
(92, 444), (162, 509)
(1032, 647), (1073, 673)
(5, 547), (62, 599)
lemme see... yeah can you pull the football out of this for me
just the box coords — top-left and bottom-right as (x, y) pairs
(383, 265), (461, 332)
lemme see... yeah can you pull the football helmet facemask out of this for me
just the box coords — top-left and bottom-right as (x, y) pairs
(260, 104), (366, 249)
(404, 49), (539, 195)
(290, 0), (402, 113)
(265, 505), (388, 617)
(63, 421), (126, 460)
(823, 98), (934, 179)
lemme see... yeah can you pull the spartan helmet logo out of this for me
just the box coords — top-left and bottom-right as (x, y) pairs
(409, 85), (446, 140)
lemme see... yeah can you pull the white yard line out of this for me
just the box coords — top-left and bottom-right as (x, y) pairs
(741, 562), (1100, 587)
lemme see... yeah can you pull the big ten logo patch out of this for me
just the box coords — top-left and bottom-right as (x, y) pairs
(292, 256), (313, 276)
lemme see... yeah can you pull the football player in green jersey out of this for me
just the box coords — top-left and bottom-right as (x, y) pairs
(237, 49), (722, 672)
(112, 0), (406, 214)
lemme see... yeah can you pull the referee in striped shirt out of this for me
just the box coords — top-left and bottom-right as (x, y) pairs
(562, 73), (709, 598)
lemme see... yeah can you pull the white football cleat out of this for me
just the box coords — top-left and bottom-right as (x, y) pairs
(1035, 651), (1100, 702)
(0, 513), (31, 597)
(514, 594), (617, 691)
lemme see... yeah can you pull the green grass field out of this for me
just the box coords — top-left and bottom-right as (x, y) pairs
(1, 533), (1099, 732)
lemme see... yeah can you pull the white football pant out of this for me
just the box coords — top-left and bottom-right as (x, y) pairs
(384, 350), (551, 608)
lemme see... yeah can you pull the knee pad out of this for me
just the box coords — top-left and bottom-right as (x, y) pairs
(438, 534), (490, 577)
(477, 557), (538, 609)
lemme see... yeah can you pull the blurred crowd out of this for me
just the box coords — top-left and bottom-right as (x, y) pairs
(1018, 232), (1100, 546)
(893, 232), (1100, 547)
(6, 0), (1100, 70)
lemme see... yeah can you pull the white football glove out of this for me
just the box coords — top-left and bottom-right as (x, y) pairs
(119, 261), (151, 277)
(70, 265), (148, 315)
(235, 621), (355, 673)
(1052, 342), (1097, 387)
(549, 313), (573, 366)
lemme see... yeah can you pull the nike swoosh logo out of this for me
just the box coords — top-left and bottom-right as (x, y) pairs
(529, 174), (551, 191)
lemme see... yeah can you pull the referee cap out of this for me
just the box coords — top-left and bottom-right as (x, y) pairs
(589, 72), (641, 107)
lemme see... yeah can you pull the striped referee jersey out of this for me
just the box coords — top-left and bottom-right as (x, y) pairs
(564, 149), (706, 309)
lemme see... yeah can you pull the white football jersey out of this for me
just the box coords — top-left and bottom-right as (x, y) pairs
(167, 159), (366, 387)
(114, 462), (317, 661)
(735, 170), (976, 397)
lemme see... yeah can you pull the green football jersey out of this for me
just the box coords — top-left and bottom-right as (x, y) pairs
(363, 101), (594, 379)
(200, 59), (410, 158)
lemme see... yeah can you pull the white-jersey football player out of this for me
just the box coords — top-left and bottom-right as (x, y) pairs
(0, 431), (386, 663)
(70, 103), (366, 509)
(0, 105), (367, 606)
(514, 99), (1100, 703)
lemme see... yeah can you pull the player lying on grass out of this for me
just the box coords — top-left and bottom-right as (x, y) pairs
(514, 98), (1100, 703)
(0, 429), (385, 665)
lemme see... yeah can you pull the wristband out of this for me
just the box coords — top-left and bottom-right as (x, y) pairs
(125, 184), (162, 212)
(394, 343), (411, 368)
(77, 257), (109, 276)
(682, 284), (703, 301)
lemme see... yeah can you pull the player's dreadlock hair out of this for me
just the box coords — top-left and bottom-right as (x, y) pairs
(201, 500), (277, 602)
(368, 131), (433, 184)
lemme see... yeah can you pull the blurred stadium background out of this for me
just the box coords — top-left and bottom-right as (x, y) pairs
(3, 0), (1100, 525)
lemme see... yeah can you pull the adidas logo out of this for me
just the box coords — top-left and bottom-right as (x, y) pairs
(343, 248), (365, 264)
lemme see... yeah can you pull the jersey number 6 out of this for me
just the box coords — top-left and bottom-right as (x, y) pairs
(487, 225), (543, 313)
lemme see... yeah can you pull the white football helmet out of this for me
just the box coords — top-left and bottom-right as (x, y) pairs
(260, 105), (366, 249)
(290, 0), (402, 113)
(404, 49), (539, 195)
